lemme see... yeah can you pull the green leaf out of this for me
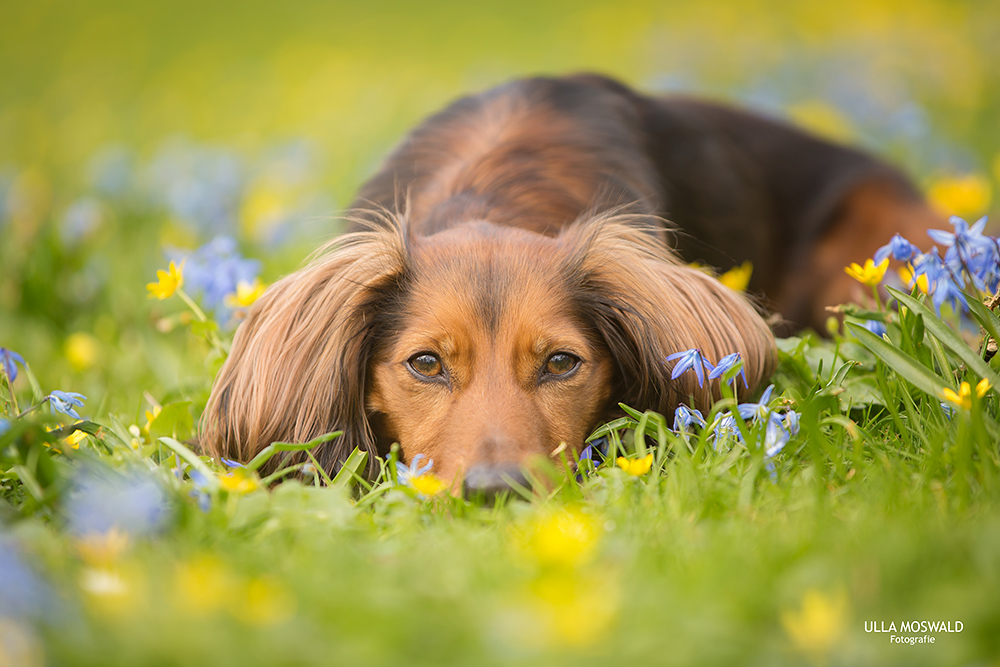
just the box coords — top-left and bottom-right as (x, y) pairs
(158, 437), (219, 491)
(331, 447), (369, 488)
(887, 287), (1000, 394)
(846, 322), (948, 400)
(966, 296), (1000, 345)
(147, 401), (193, 441)
(245, 431), (343, 472)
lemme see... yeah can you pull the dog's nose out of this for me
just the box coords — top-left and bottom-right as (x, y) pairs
(462, 463), (529, 501)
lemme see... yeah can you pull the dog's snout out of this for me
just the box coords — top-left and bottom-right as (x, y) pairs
(462, 463), (529, 500)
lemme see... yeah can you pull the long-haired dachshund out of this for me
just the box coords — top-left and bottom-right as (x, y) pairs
(202, 74), (941, 491)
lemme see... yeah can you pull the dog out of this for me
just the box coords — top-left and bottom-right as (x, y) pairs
(201, 74), (941, 492)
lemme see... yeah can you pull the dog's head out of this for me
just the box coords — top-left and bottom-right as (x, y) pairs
(201, 211), (776, 490)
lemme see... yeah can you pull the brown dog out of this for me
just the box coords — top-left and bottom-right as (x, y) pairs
(201, 74), (940, 490)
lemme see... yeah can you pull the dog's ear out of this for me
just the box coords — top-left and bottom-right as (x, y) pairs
(200, 216), (408, 474)
(563, 213), (776, 414)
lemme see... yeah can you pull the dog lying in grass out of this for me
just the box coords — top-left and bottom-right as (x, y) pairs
(201, 74), (941, 492)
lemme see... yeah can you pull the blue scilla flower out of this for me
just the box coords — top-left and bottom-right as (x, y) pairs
(673, 404), (706, 432)
(0, 347), (25, 382)
(169, 236), (261, 319)
(0, 418), (9, 436)
(874, 233), (921, 264)
(763, 410), (799, 480)
(707, 352), (748, 388)
(65, 465), (170, 537)
(395, 453), (433, 485)
(737, 384), (775, 422)
(0, 538), (57, 621)
(863, 320), (887, 336)
(666, 348), (715, 387)
(712, 412), (742, 443)
(47, 390), (87, 420)
(578, 437), (610, 469)
(929, 216), (999, 291)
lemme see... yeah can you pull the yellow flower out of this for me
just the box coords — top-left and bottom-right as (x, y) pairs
(940, 379), (991, 410)
(719, 261), (753, 292)
(225, 279), (267, 308)
(517, 508), (599, 568)
(928, 173), (991, 218)
(502, 570), (620, 648)
(844, 258), (889, 287)
(142, 405), (161, 435)
(173, 555), (233, 616)
(788, 100), (855, 142)
(898, 265), (929, 294)
(146, 260), (184, 300)
(781, 588), (848, 657)
(218, 469), (260, 494)
(235, 576), (296, 627)
(64, 429), (88, 450)
(409, 473), (447, 497)
(616, 453), (654, 476)
(64, 332), (100, 371)
(75, 528), (130, 566)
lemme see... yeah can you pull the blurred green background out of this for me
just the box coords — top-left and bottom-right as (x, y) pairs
(2, 0), (999, 418)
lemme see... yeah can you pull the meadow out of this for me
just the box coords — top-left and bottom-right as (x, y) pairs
(2, 1), (1000, 665)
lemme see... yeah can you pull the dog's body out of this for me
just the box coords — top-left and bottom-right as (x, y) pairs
(203, 74), (941, 490)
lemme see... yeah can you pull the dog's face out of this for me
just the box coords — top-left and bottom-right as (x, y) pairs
(202, 213), (777, 489)
(367, 223), (615, 488)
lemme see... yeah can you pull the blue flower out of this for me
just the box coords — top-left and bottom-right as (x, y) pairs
(0, 418), (9, 436)
(666, 348), (715, 387)
(168, 236), (262, 321)
(737, 384), (776, 422)
(47, 390), (87, 420)
(707, 352), (748, 388)
(578, 437), (610, 469)
(763, 410), (799, 480)
(395, 453), (433, 485)
(220, 457), (245, 469)
(673, 404), (706, 432)
(862, 320), (887, 336)
(874, 233), (921, 264)
(65, 465), (170, 537)
(929, 216), (999, 293)
(0, 347), (25, 382)
(0, 538), (57, 621)
(712, 412), (742, 443)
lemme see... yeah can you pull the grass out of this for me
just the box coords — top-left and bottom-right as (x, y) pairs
(2, 1), (1000, 664)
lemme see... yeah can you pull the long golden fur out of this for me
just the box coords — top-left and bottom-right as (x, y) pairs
(201, 74), (941, 489)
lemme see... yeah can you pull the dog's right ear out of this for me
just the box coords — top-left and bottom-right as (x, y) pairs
(200, 215), (409, 474)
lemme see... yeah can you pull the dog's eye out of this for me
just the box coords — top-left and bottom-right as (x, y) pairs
(408, 353), (443, 378)
(545, 353), (580, 376)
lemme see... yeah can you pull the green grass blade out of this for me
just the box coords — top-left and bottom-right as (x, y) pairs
(245, 431), (343, 472)
(846, 322), (948, 399)
(888, 287), (1000, 393)
(966, 295), (1000, 344)
(158, 437), (219, 490)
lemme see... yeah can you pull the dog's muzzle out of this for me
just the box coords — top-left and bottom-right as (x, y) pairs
(462, 463), (530, 501)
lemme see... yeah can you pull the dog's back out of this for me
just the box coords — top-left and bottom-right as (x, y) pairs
(353, 74), (941, 331)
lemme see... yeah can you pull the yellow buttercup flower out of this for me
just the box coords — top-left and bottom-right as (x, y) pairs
(517, 508), (599, 568)
(616, 453), (654, 476)
(844, 258), (889, 287)
(940, 379), (991, 410)
(409, 473), (447, 497)
(898, 265), (929, 294)
(928, 173), (991, 218)
(143, 405), (161, 435)
(146, 261), (184, 300)
(65, 332), (100, 371)
(76, 527), (130, 566)
(225, 279), (267, 308)
(719, 261), (753, 292)
(781, 588), (848, 657)
(219, 469), (260, 494)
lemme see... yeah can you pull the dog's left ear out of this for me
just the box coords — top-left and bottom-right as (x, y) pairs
(200, 216), (408, 474)
(563, 214), (777, 415)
